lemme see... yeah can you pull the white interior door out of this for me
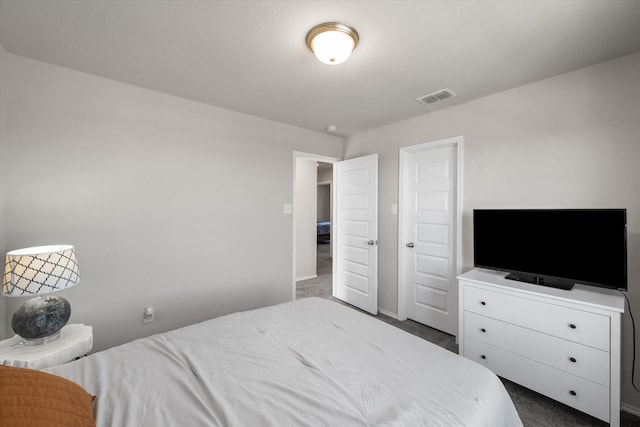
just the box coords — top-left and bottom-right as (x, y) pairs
(334, 154), (378, 315)
(400, 142), (459, 335)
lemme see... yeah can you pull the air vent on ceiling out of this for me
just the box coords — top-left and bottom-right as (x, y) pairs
(415, 88), (457, 105)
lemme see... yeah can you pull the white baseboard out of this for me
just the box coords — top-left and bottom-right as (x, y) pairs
(296, 274), (317, 282)
(378, 307), (398, 319)
(622, 402), (640, 417)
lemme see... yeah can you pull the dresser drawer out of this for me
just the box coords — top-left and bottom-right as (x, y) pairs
(464, 311), (609, 385)
(463, 284), (610, 350)
(465, 337), (610, 422)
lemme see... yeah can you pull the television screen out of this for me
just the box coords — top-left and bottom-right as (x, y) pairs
(473, 209), (627, 290)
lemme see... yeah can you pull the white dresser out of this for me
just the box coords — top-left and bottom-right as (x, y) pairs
(458, 268), (624, 426)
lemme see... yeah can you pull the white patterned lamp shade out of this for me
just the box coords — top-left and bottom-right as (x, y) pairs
(2, 245), (80, 344)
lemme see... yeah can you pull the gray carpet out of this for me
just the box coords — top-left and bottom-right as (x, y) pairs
(297, 242), (640, 426)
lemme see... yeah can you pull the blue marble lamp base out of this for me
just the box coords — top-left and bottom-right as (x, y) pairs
(11, 295), (72, 344)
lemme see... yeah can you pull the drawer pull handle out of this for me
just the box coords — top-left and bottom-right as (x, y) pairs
(569, 357), (577, 363)
(480, 301), (486, 306)
(481, 328), (486, 333)
(569, 390), (577, 396)
(569, 323), (577, 329)
(480, 355), (486, 360)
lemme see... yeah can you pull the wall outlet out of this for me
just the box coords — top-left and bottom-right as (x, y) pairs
(143, 307), (155, 324)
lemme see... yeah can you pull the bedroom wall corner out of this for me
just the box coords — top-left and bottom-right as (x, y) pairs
(0, 51), (343, 352)
(344, 52), (640, 410)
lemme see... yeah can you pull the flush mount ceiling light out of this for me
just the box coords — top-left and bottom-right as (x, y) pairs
(306, 22), (359, 65)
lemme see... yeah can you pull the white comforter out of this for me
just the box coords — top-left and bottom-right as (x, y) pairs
(47, 297), (522, 426)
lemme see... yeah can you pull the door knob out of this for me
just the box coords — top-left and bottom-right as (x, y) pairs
(406, 242), (414, 248)
(367, 240), (377, 246)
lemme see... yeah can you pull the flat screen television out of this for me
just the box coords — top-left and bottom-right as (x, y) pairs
(473, 209), (627, 291)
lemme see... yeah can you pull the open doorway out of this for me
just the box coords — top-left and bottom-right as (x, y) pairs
(296, 161), (334, 299)
(293, 152), (379, 314)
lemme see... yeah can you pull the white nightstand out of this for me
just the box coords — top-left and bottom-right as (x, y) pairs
(0, 323), (93, 370)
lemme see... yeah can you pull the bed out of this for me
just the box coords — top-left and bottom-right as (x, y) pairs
(45, 297), (522, 426)
(317, 221), (330, 242)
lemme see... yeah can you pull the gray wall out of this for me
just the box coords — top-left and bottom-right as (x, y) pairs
(0, 50), (343, 351)
(0, 46), (5, 325)
(317, 185), (330, 222)
(317, 165), (333, 184)
(295, 158), (317, 280)
(344, 52), (640, 410)
(317, 166), (333, 224)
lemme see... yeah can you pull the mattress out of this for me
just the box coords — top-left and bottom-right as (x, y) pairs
(46, 297), (522, 426)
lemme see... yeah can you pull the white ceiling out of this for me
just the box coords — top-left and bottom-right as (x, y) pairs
(1, 0), (639, 137)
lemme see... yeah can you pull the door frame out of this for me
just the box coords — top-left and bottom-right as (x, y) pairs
(292, 151), (340, 301)
(396, 136), (464, 321)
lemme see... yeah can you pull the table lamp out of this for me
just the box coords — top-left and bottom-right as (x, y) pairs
(2, 245), (80, 345)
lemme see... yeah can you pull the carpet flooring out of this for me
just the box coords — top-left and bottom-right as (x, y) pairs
(296, 242), (640, 426)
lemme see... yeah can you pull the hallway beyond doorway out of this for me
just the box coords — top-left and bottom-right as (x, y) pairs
(296, 242), (331, 298)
